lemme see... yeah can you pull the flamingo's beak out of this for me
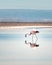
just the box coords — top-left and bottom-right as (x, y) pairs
(36, 31), (39, 33)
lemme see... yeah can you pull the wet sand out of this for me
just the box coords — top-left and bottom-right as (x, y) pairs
(0, 22), (52, 27)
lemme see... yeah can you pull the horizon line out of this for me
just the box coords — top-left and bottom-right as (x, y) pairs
(0, 8), (52, 10)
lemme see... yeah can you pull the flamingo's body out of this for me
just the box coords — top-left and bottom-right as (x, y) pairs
(30, 31), (39, 35)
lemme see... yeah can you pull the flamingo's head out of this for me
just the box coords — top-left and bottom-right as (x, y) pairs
(36, 31), (39, 33)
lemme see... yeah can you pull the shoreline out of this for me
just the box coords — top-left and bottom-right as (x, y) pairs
(0, 22), (52, 27)
(0, 22), (52, 29)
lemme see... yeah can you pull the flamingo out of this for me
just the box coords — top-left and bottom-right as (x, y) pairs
(25, 30), (39, 48)
(25, 30), (39, 37)
(29, 30), (39, 35)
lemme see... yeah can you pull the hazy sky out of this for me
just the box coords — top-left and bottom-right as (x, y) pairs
(0, 0), (52, 9)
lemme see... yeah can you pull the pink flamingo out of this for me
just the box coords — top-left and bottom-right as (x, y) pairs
(25, 30), (39, 48)
(25, 30), (39, 37)
(29, 30), (39, 35)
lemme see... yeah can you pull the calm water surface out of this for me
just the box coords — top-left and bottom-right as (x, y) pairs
(0, 9), (52, 22)
(0, 27), (52, 65)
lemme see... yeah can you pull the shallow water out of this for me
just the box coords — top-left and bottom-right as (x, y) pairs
(0, 27), (52, 65)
